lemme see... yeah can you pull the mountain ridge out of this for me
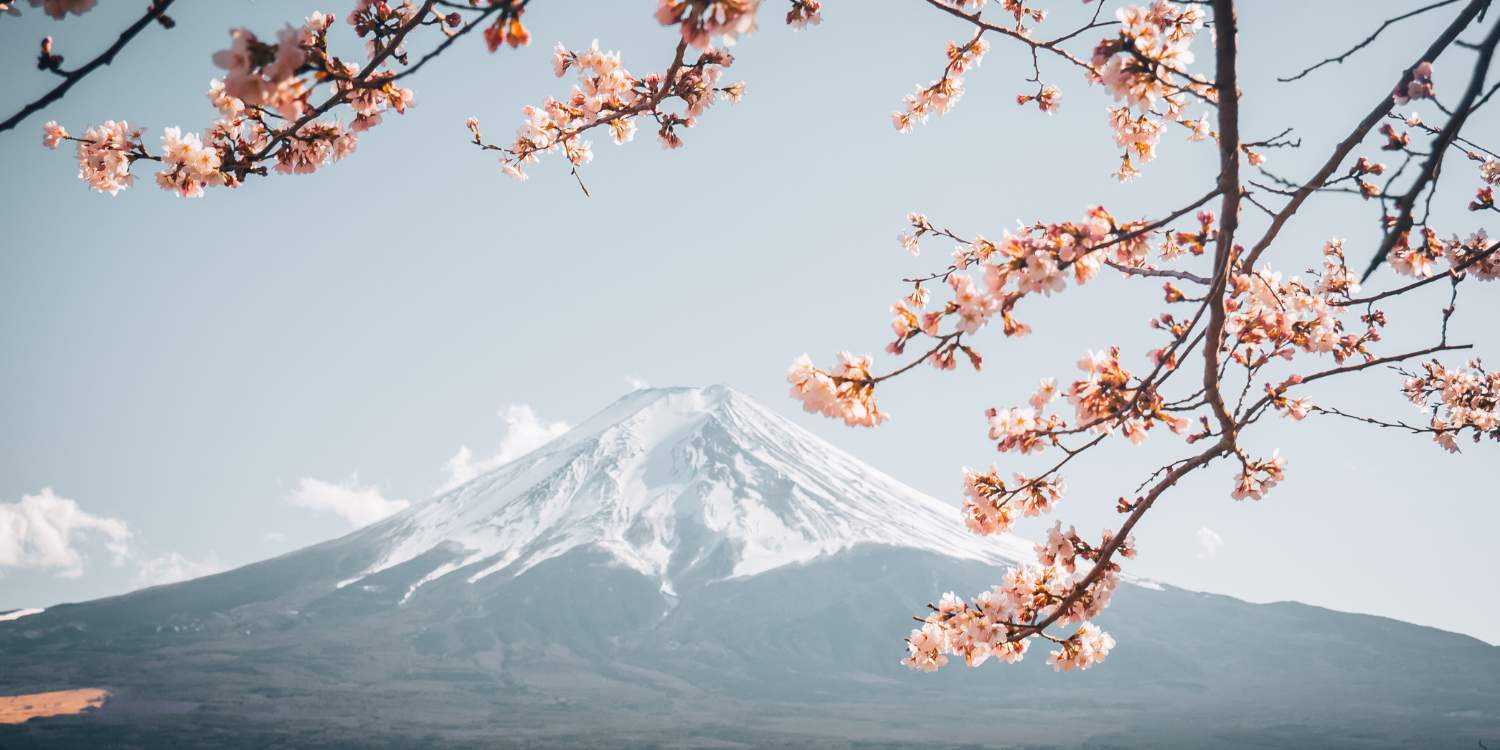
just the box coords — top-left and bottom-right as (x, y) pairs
(341, 384), (1034, 600)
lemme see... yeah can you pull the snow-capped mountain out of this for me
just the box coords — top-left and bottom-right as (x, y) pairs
(348, 385), (1032, 599)
(2, 386), (1496, 749)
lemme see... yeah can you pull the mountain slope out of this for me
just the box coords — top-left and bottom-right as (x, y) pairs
(349, 385), (1034, 596)
(1, 386), (1496, 749)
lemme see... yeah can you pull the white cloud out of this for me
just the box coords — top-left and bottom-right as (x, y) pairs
(1196, 526), (1224, 560)
(262, 531), (289, 545)
(287, 475), (409, 527)
(441, 404), (570, 490)
(135, 551), (223, 587)
(0, 488), (131, 577)
(625, 375), (650, 391)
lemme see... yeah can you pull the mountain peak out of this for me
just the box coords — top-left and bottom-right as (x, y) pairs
(344, 386), (1033, 599)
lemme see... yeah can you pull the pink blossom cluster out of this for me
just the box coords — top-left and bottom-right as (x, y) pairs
(1069, 347), (1187, 443)
(1402, 359), (1500, 452)
(1481, 157), (1500, 187)
(212, 25), (309, 117)
(987, 396), (1059, 454)
(1046, 622), (1116, 672)
(1474, 158), (1500, 210)
(656, 0), (761, 49)
(1225, 243), (1379, 366)
(48, 120), (140, 195)
(1392, 61), (1436, 105)
(155, 127), (225, 198)
(784, 0), (822, 30)
(1090, 2), (1210, 179)
(902, 543), (1126, 673)
(960, 467), (1065, 535)
(786, 353), (887, 427)
(892, 36), (987, 133)
(890, 206), (1153, 351)
(1263, 382), (1313, 422)
(999, 0), (1047, 26)
(1231, 452), (1285, 500)
(1389, 228), (1449, 278)
(1016, 84), (1062, 113)
(484, 40), (743, 180)
(43, 4), (420, 197)
(1388, 228), (1500, 280)
(9, 0), (95, 19)
(1443, 230), (1500, 280)
(984, 349), (1187, 456)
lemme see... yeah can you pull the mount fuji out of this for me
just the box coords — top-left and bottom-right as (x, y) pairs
(1, 386), (1496, 748)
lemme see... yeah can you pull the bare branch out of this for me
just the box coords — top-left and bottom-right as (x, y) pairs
(0, 0), (177, 134)
(1278, 0), (1463, 82)
(1203, 0), (1242, 440)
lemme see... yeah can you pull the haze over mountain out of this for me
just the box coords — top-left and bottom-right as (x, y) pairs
(1, 386), (1496, 748)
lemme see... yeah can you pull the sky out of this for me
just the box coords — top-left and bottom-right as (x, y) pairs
(1, 1), (1497, 643)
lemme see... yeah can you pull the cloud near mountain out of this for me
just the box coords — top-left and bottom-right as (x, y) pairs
(0, 487), (130, 577)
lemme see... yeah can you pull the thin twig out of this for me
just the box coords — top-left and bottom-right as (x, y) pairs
(1278, 0), (1463, 82)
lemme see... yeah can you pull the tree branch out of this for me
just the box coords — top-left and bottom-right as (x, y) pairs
(1203, 0), (1242, 440)
(0, 0), (176, 134)
(1241, 0), (1491, 270)
(1360, 15), (1500, 281)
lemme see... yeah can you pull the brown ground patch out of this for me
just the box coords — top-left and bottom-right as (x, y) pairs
(0, 688), (109, 724)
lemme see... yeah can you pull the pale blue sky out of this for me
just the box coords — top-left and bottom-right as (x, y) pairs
(2, 1), (1497, 642)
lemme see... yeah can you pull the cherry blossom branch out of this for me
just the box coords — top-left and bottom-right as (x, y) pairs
(1242, 0), (1492, 269)
(780, 0), (1495, 676)
(468, 37), (752, 183)
(1020, 437), (1231, 640)
(920, 0), (1097, 73)
(1285, 343), (1474, 390)
(1336, 240), (1499, 306)
(0, 0), (176, 134)
(246, 0), (439, 167)
(1360, 16), (1500, 280)
(1240, 342), (1477, 427)
(981, 1), (1245, 649)
(870, 333), (964, 384)
(900, 187), (1221, 285)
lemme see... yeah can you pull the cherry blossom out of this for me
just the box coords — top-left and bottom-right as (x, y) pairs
(1393, 61), (1435, 104)
(154, 127), (223, 198)
(475, 39), (745, 183)
(1402, 359), (1500, 452)
(41, 121), (67, 149)
(40, 1), (428, 196)
(26, 0), (95, 19)
(656, 0), (760, 49)
(1047, 622), (1116, 672)
(72, 121), (142, 195)
(786, 353), (887, 428)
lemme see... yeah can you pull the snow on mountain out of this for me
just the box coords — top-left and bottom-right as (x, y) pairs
(0, 608), (44, 622)
(344, 385), (1034, 598)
